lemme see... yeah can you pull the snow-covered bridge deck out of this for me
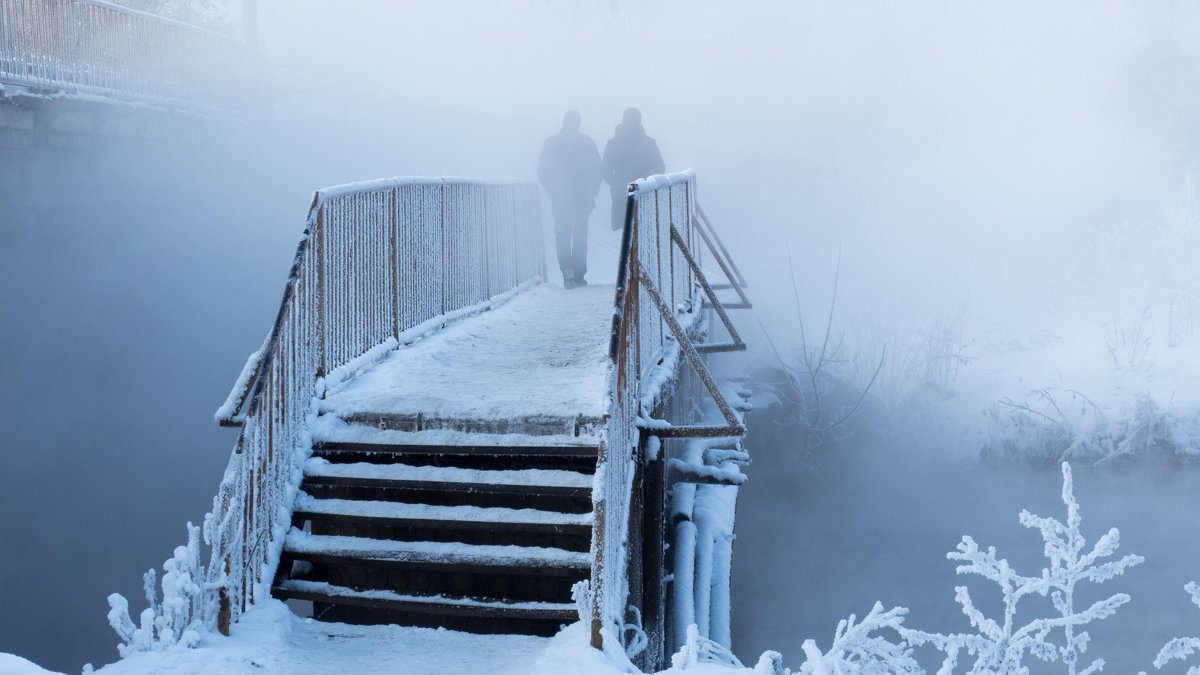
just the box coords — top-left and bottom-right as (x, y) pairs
(317, 283), (613, 444)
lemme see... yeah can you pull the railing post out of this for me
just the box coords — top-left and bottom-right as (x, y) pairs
(217, 557), (231, 636)
(440, 183), (447, 315)
(315, 205), (327, 377)
(389, 189), (400, 339)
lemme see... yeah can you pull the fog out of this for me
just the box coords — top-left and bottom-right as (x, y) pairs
(3, 1), (1200, 671)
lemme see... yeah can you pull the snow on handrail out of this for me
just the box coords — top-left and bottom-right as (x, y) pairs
(629, 170), (695, 194)
(0, 0), (258, 117)
(204, 177), (544, 635)
(313, 177), (535, 204)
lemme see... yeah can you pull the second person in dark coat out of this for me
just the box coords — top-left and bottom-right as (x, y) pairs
(603, 107), (666, 231)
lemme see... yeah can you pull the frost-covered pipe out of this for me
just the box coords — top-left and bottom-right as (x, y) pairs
(710, 533), (734, 648)
(696, 530), (716, 638)
(671, 519), (698, 652)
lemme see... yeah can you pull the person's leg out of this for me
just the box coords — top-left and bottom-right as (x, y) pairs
(610, 186), (626, 231)
(553, 205), (576, 286)
(572, 210), (590, 283)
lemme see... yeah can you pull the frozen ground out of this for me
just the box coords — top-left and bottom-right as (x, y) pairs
(83, 601), (764, 675)
(89, 601), (609, 675)
(320, 282), (613, 425)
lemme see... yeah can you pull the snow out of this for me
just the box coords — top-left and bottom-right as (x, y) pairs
(86, 600), (774, 675)
(294, 492), (592, 526)
(283, 529), (590, 568)
(319, 282), (613, 428)
(311, 414), (598, 448)
(275, 580), (576, 612)
(304, 457), (593, 489)
(314, 176), (535, 204)
(0, 654), (62, 675)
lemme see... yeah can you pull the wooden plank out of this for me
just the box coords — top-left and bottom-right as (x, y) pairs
(272, 584), (578, 621)
(301, 474), (591, 498)
(337, 412), (604, 438)
(312, 440), (600, 458)
(279, 550), (589, 577)
(292, 509), (592, 537)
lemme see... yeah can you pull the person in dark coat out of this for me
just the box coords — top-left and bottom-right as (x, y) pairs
(603, 107), (666, 231)
(538, 110), (603, 288)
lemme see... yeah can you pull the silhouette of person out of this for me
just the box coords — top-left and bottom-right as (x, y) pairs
(538, 110), (603, 288)
(603, 107), (666, 231)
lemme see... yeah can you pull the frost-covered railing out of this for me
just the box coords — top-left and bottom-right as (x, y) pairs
(591, 171), (745, 655)
(0, 0), (254, 115)
(207, 177), (543, 634)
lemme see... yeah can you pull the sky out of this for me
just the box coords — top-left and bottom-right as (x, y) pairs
(4, 1), (1200, 671)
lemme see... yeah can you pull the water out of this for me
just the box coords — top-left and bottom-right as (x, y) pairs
(732, 413), (1200, 672)
(0, 132), (301, 672)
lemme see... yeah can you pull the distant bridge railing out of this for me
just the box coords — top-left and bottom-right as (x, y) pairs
(207, 177), (544, 632)
(592, 170), (747, 661)
(0, 0), (255, 115)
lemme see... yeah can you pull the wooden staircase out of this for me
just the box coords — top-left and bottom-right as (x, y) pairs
(272, 414), (598, 637)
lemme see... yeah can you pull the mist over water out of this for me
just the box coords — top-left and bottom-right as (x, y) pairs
(3, 1), (1200, 671)
(733, 414), (1200, 672)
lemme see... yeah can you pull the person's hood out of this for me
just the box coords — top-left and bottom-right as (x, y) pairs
(614, 121), (647, 138)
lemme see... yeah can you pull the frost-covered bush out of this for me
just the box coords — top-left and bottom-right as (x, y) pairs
(759, 262), (887, 456)
(107, 522), (209, 656)
(983, 389), (1200, 465)
(983, 390), (1110, 466)
(1153, 582), (1200, 673)
(905, 462), (1142, 674)
(797, 603), (920, 674)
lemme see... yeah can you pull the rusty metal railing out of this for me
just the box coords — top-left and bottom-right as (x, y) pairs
(0, 0), (255, 116)
(590, 171), (746, 656)
(206, 178), (543, 634)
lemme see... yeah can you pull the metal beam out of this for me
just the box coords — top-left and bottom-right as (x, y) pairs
(669, 224), (746, 354)
(636, 267), (745, 438)
(692, 208), (752, 310)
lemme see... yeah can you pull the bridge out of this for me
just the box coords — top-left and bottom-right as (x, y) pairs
(2, 4), (756, 667)
(0, 0), (257, 142)
(204, 173), (753, 670)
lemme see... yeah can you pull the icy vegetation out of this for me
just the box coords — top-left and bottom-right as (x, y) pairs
(796, 604), (920, 674)
(106, 523), (209, 656)
(983, 390), (1200, 466)
(1154, 583), (1200, 672)
(75, 461), (1169, 674)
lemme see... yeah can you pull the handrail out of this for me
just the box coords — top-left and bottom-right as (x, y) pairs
(0, 0), (257, 116)
(204, 177), (544, 634)
(590, 171), (746, 653)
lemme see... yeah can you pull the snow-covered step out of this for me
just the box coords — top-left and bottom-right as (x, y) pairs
(312, 415), (599, 449)
(303, 458), (592, 493)
(324, 412), (603, 441)
(312, 437), (598, 468)
(300, 458), (594, 515)
(273, 579), (578, 623)
(282, 529), (590, 573)
(294, 493), (592, 533)
(295, 493), (592, 527)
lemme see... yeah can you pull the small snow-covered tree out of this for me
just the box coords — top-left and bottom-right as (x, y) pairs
(906, 462), (1142, 674)
(1153, 582), (1200, 673)
(107, 522), (208, 656)
(796, 603), (921, 674)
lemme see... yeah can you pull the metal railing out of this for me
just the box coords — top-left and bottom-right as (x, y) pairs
(590, 171), (746, 655)
(206, 177), (544, 633)
(0, 0), (255, 115)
